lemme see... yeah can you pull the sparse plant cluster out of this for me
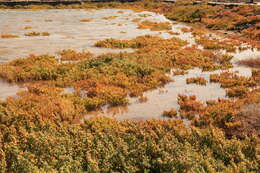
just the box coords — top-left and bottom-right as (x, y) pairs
(24, 32), (50, 36)
(58, 49), (93, 61)
(226, 86), (249, 98)
(138, 95), (148, 103)
(186, 77), (207, 85)
(177, 95), (204, 120)
(24, 26), (32, 30)
(210, 71), (258, 98)
(172, 69), (188, 75)
(168, 31), (180, 35)
(0, 43), (174, 108)
(0, 34), (238, 117)
(162, 108), (177, 118)
(195, 36), (237, 52)
(102, 16), (117, 20)
(131, 18), (141, 23)
(164, 88), (260, 138)
(95, 35), (187, 49)
(0, 33), (19, 38)
(138, 20), (172, 31)
(80, 18), (91, 22)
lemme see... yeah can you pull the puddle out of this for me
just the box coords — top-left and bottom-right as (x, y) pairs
(231, 48), (260, 63)
(0, 80), (25, 100)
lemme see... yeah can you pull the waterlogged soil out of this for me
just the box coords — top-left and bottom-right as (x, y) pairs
(0, 9), (259, 121)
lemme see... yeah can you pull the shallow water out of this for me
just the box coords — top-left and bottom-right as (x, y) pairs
(86, 68), (228, 121)
(0, 9), (188, 60)
(0, 9), (190, 100)
(0, 80), (25, 100)
(0, 9), (259, 120)
(85, 65), (255, 121)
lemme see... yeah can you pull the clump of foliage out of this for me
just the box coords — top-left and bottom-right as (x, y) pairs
(195, 36), (237, 52)
(0, 33), (19, 38)
(24, 26), (32, 30)
(95, 35), (234, 71)
(132, 18), (141, 23)
(24, 32), (41, 36)
(0, 54), (59, 82)
(186, 77), (207, 85)
(172, 69), (188, 75)
(1, 115), (259, 172)
(41, 32), (50, 36)
(166, 4), (260, 41)
(24, 32), (50, 36)
(226, 86), (249, 98)
(58, 49), (93, 61)
(252, 68), (260, 82)
(210, 72), (257, 90)
(102, 16), (118, 20)
(95, 35), (186, 49)
(178, 95), (204, 120)
(166, 5), (218, 23)
(162, 109), (177, 118)
(45, 19), (53, 22)
(138, 20), (172, 31)
(180, 27), (192, 33)
(168, 31), (180, 35)
(138, 95), (148, 103)
(80, 18), (92, 22)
